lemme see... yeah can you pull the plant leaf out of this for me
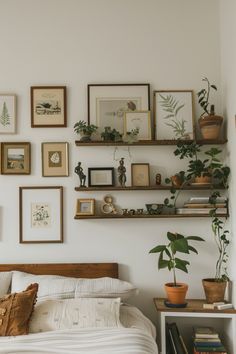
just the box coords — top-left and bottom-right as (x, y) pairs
(149, 245), (166, 253)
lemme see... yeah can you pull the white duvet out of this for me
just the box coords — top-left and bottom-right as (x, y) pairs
(0, 305), (158, 354)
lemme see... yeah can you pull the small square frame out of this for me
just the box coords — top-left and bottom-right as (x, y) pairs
(76, 199), (95, 216)
(42, 142), (69, 177)
(124, 110), (152, 140)
(131, 163), (150, 187)
(88, 167), (115, 187)
(31, 86), (67, 127)
(1, 142), (31, 175)
(0, 94), (16, 134)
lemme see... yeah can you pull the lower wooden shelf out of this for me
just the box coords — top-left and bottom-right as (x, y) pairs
(74, 213), (227, 220)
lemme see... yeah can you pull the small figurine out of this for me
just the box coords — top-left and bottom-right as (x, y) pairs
(74, 162), (86, 187)
(155, 173), (162, 185)
(118, 157), (126, 187)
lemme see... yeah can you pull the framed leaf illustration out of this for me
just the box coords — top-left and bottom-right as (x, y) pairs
(0, 94), (16, 134)
(154, 90), (195, 141)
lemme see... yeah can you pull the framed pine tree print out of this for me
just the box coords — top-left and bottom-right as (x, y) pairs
(0, 94), (16, 134)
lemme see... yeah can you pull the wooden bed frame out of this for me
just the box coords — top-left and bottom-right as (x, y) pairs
(0, 263), (118, 278)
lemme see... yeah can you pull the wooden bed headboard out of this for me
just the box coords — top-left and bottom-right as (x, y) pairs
(0, 263), (118, 278)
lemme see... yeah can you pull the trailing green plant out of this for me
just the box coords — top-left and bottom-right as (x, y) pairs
(74, 120), (98, 135)
(197, 77), (217, 118)
(149, 232), (205, 286)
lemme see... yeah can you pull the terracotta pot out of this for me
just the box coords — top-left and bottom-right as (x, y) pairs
(171, 175), (183, 188)
(202, 278), (227, 303)
(198, 114), (223, 140)
(164, 282), (188, 304)
(194, 175), (212, 184)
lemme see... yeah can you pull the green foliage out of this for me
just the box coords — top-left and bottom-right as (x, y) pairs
(197, 77), (217, 117)
(0, 102), (10, 126)
(74, 120), (98, 135)
(149, 232), (205, 286)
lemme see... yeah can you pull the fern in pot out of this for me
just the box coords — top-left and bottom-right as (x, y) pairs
(149, 232), (204, 305)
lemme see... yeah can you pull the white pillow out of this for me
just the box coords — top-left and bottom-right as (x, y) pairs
(0, 271), (12, 297)
(11, 271), (138, 300)
(30, 297), (122, 333)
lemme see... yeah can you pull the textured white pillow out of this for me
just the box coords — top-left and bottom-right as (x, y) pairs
(11, 271), (138, 300)
(0, 271), (12, 297)
(29, 298), (122, 333)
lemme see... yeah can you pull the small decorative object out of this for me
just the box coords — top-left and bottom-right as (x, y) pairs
(74, 120), (98, 142)
(31, 86), (67, 127)
(131, 163), (150, 187)
(154, 90), (194, 141)
(117, 157), (126, 187)
(76, 199), (95, 216)
(123, 128), (139, 144)
(122, 208), (128, 215)
(146, 203), (163, 215)
(74, 162), (86, 187)
(128, 209), (135, 215)
(1, 142), (31, 175)
(155, 173), (162, 185)
(101, 126), (122, 142)
(149, 231), (204, 305)
(198, 77), (223, 140)
(88, 84), (150, 135)
(101, 195), (117, 215)
(0, 94), (16, 134)
(136, 208), (144, 215)
(170, 172), (185, 188)
(19, 186), (63, 243)
(42, 142), (69, 177)
(88, 167), (115, 187)
(124, 111), (152, 140)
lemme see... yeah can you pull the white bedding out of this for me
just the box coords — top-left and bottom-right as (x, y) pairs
(0, 305), (158, 354)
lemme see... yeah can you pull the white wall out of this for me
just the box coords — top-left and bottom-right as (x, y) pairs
(0, 0), (222, 322)
(219, 0), (236, 304)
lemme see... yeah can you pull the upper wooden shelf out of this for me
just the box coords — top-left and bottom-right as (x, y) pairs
(74, 213), (227, 220)
(75, 139), (227, 147)
(75, 185), (225, 192)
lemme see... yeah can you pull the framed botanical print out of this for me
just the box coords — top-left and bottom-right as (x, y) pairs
(88, 84), (150, 136)
(124, 110), (152, 140)
(19, 186), (63, 243)
(1, 142), (31, 175)
(154, 90), (195, 141)
(131, 163), (150, 187)
(88, 167), (115, 187)
(0, 94), (16, 134)
(42, 142), (69, 177)
(31, 86), (67, 127)
(76, 199), (95, 216)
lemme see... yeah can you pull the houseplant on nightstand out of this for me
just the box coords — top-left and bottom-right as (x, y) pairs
(149, 232), (204, 305)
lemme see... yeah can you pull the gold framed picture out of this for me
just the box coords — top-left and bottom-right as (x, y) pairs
(1, 142), (31, 175)
(42, 142), (69, 177)
(131, 163), (150, 187)
(31, 86), (67, 127)
(76, 199), (95, 216)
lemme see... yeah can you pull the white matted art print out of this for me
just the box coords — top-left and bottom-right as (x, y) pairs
(124, 111), (152, 140)
(154, 90), (194, 141)
(0, 94), (16, 133)
(19, 186), (63, 243)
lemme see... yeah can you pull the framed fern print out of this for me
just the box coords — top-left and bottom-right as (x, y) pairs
(154, 90), (195, 141)
(0, 94), (16, 134)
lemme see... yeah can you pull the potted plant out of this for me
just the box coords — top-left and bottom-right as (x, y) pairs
(149, 232), (204, 305)
(74, 120), (98, 142)
(197, 77), (223, 140)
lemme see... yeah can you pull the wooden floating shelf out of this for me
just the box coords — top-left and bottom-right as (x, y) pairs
(75, 185), (225, 192)
(74, 213), (228, 220)
(75, 139), (227, 147)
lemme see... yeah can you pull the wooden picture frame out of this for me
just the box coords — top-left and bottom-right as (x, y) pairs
(76, 199), (95, 216)
(154, 90), (195, 141)
(42, 142), (69, 177)
(124, 110), (152, 140)
(131, 163), (150, 187)
(0, 94), (16, 134)
(31, 86), (67, 127)
(1, 142), (31, 175)
(88, 84), (150, 136)
(19, 186), (63, 244)
(88, 167), (115, 187)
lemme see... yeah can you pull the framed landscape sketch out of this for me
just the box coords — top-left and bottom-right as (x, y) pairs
(154, 90), (194, 141)
(88, 84), (150, 136)
(124, 110), (152, 140)
(31, 86), (67, 127)
(0, 94), (16, 134)
(42, 142), (69, 177)
(19, 186), (63, 243)
(1, 142), (31, 174)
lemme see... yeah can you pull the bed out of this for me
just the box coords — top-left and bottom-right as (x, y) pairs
(0, 263), (158, 354)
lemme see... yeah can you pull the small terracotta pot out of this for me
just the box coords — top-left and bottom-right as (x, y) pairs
(202, 278), (227, 303)
(171, 175), (183, 188)
(194, 175), (212, 184)
(199, 114), (223, 140)
(165, 282), (188, 304)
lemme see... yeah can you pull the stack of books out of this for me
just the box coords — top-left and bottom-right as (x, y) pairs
(193, 326), (227, 354)
(176, 197), (228, 216)
(166, 322), (188, 354)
